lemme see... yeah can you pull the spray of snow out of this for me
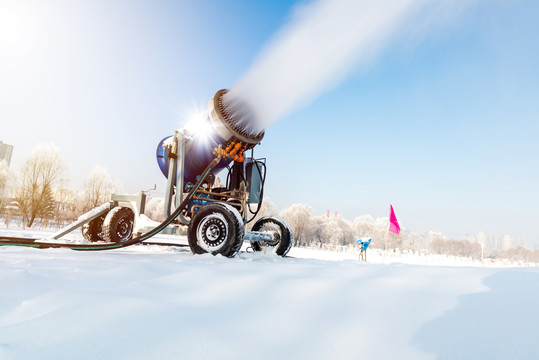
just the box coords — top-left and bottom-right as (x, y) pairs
(224, 0), (478, 135)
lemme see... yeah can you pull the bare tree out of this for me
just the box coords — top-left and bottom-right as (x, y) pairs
(503, 247), (539, 263)
(81, 166), (119, 212)
(54, 187), (79, 228)
(14, 144), (66, 228)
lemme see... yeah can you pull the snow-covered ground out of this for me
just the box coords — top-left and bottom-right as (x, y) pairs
(1, 228), (538, 360)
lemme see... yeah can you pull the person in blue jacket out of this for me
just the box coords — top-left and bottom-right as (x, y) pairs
(357, 238), (371, 261)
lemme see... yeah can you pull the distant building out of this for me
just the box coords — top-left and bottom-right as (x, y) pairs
(502, 234), (513, 251)
(0, 141), (14, 167)
(512, 237), (526, 249)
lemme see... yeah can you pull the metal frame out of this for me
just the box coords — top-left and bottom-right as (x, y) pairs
(159, 129), (277, 246)
(47, 201), (117, 241)
(48, 126), (277, 247)
(47, 127), (276, 246)
(164, 129), (185, 220)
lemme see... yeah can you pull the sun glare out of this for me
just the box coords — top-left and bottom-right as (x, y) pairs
(184, 110), (214, 142)
(0, 2), (38, 63)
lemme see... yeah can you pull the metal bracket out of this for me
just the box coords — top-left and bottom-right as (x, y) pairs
(46, 201), (117, 241)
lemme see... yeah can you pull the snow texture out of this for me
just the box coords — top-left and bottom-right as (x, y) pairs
(134, 214), (162, 233)
(1, 228), (538, 360)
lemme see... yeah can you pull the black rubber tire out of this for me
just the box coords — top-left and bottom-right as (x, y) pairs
(102, 207), (134, 243)
(251, 217), (293, 257)
(187, 203), (244, 257)
(81, 215), (106, 242)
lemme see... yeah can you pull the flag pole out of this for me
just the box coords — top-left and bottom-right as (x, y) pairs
(385, 204), (401, 264)
(382, 231), (389, 263)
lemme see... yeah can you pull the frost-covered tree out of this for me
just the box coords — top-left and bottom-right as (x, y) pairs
(81, 166), (119, 212)
(309, 216), (344, 248)
(246, 197), (279, 230)
(14, 144), (67, 228)
(428, 239), (481, 259)
(310, 216), (327, 248)
(406, 232), (426, 252)
(280, 203), (313, 246)
(144, 197), (165, 222)
(353, 214), (375, 238)
(335, 215), (355, 246)
(53, 187), (79, 227)
(364, 217), (396, 250)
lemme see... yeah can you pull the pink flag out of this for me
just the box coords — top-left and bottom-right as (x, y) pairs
(388, 204), (401, 235)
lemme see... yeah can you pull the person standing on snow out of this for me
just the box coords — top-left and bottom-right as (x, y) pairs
(357, 237), (371, 261)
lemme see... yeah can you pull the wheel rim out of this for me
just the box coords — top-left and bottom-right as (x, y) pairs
(116, 217), (133, 241)
(197, 213), (229, 252)
(255, 221), (281, 252)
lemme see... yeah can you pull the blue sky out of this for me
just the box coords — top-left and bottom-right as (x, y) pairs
(1, 0), (538, 245)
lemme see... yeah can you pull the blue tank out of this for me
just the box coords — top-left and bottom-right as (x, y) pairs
(155, 89), (264, 187)
(156, 135), (232, 186)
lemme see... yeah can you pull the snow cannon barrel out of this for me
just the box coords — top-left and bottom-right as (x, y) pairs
(156, 89), (264, 186)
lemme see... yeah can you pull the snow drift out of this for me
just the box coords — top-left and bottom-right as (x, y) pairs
(1, 228), (538, 360)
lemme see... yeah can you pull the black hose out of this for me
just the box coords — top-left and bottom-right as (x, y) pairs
(0, 157), (221, 251)
(246, 159), (266, 224)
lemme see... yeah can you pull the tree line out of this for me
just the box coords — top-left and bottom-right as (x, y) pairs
(1, 144), (536, 263)
(0, 144), (119, 229)
(248, 201), (539, 264)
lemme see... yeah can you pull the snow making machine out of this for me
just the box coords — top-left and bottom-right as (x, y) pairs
(0, 89), (293, 257)
(152, 89), (293, 257)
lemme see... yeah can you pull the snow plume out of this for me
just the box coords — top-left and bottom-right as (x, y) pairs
(224, 0), (477, 135)
(225, 0), (421, 135)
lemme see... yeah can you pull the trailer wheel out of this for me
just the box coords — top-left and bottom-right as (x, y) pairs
(251, 217), (293, 257)
(81, 215), (106, 242)
(102, 207), (134, 243)
(188, 203), (244, 257)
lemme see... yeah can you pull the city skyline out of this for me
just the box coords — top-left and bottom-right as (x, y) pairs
(0, 141), (14, 167)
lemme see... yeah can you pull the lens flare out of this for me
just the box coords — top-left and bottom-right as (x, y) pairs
(182, 108), (214, 144)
